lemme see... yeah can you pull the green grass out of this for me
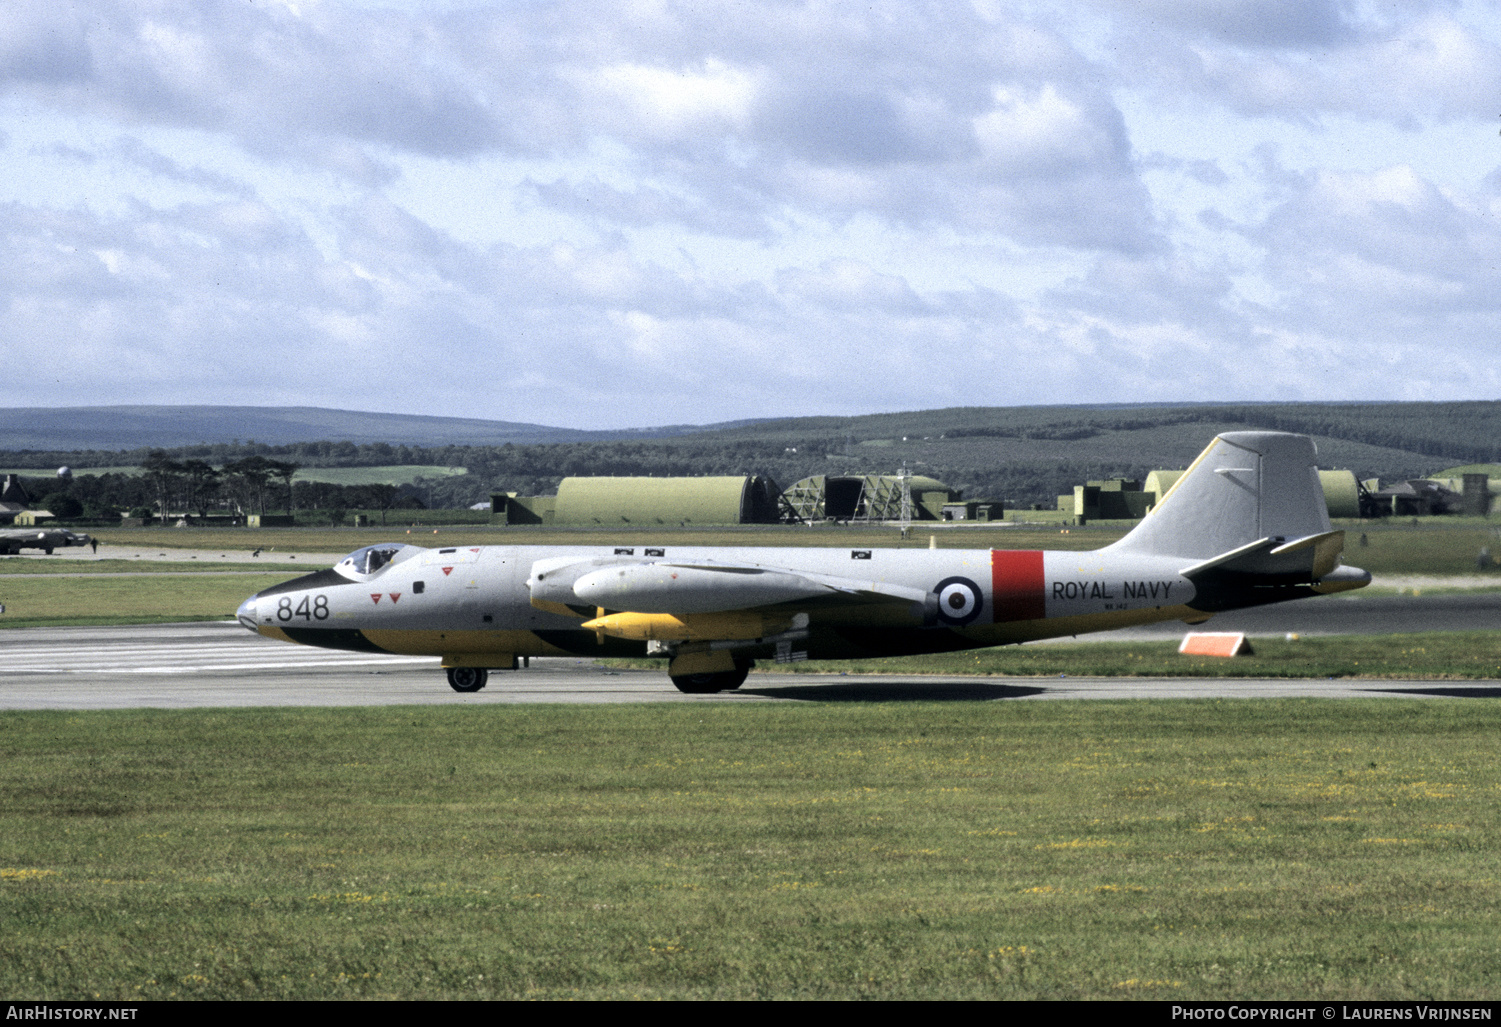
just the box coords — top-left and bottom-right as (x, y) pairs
(1, 701), (1499, 999)
(0, 467), (144, 477)
(0, 465), (469, 485)
(0, 573), (291, 628)
(0, 560), (275, 575)
(61, 521), (1501, 580)
(293, 465), (468, 486)
(1339, 522), (1501, 576)
(71, 523), (1132, 555)
(603, 632), (1501, 681)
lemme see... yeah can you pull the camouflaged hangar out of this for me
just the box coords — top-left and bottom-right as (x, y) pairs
(492, 475), (785, 525)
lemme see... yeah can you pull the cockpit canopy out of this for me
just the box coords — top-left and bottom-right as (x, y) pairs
(335, 543), (418, 578)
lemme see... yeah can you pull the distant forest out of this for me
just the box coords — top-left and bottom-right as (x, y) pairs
(4, 402), (1495, 512)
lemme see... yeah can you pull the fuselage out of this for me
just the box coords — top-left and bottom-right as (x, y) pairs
(237, 540), (1208, 665)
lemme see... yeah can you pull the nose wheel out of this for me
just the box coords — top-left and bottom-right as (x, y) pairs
(447, 667), (488, 692)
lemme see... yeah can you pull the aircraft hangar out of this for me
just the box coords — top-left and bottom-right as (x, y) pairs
(489, 472), (978, 525)
(491, 475), (785, 525)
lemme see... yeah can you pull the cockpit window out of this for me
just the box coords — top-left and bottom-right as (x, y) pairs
(336, 544), (415, 577)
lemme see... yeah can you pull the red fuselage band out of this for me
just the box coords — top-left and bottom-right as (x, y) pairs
(991, 550), (1045, 622)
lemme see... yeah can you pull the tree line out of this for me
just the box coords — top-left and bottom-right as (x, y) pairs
(5, 401), (1492, 514)
(11, 452), (424, 522)
(0, 440), (487, 471)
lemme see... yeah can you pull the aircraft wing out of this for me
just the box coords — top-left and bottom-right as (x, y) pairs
(529, 556), (931, 618)
(567, 559), (931, 614)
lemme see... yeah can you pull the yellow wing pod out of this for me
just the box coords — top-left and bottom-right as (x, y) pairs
(581, 610), (790, 641)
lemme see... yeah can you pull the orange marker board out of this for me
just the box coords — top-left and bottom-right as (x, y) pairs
(1178, 632), (1254, 657)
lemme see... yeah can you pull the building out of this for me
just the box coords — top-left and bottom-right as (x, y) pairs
(1053, 469), (1364, 523)
(780, 474), (963, 522)
(1055, 479), (1154, 521)
(492, 475), (785, 526)
(0, 475), (32, 525)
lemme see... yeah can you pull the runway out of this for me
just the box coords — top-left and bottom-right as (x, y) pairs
(0, 621), (1495, 710)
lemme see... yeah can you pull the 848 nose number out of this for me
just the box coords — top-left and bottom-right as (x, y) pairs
(277, 595), (330, 621)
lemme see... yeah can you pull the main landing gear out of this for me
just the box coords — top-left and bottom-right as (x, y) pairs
(446, 667), (488, 692)
(669, 664), (751, 694)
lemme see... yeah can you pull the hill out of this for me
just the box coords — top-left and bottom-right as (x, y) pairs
(0, 406), (767, 451)
(4, 401), (1497, 510)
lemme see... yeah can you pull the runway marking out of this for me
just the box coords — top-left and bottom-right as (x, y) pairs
(0, 633), (434, 676)
(6, 658), (436, 675)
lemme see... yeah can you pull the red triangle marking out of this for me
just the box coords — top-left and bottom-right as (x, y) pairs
(370, 593), (381, 604)
(442, 567), (453, 575)
(389, 593), (401, 603)
(469, 548), (480, 553)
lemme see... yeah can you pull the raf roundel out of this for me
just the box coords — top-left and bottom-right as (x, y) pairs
(932, 576), (984, 626)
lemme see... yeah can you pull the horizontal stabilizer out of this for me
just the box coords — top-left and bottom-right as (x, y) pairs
(1181, 530), (1371, 611)
(1179, 530), (1345, 583)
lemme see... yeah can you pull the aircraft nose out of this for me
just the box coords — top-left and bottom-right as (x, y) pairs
(236, 595), (260, 632)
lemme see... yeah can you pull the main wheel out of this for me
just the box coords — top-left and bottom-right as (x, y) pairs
(669, 665), (750, 694)
(447, 667), (489, 692)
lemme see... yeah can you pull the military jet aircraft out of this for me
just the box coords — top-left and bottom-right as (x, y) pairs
(237, 432), (1370, 693)
(0, 527), (92, 555)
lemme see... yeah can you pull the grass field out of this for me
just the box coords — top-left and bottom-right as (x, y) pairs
(0, 465), (469, 486)
(0, 573), (292, 627)
(85, 523), (1126, 555)
(0, 560), (276, 575)
(1336, 522), (1501, 577)
(292, 465), (468, 486)
(739, 631), (1501, 681)
(0, 467), (144, 478)
(65, 519), (1501, 579)
(1, 700), (1498, 1000)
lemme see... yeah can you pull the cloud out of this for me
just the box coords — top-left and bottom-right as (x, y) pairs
(528, 176), (772, 238)
(1021, 154), (1501, 404)
(1, 1), (505, 162)
(3, 1), (1500, 425)
(1098, 2), (1500, 124)
(1253, 164), (1501, 325)
(1120, 0), (1357, 49)
(2, 2), (1166, 251)
(589, 58), (761, 141)
(0, 1), (92, 83)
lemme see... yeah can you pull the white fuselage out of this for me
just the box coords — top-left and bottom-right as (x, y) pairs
(239, 541), (1204, 663)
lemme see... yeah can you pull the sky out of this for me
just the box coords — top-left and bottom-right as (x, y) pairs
(3, 0), (1500, 430)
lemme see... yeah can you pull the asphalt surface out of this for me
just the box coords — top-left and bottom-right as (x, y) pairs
(0, 621), (1495, 710)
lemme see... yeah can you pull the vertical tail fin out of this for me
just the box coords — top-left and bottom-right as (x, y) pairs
(1109, 432), (1332, 560)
